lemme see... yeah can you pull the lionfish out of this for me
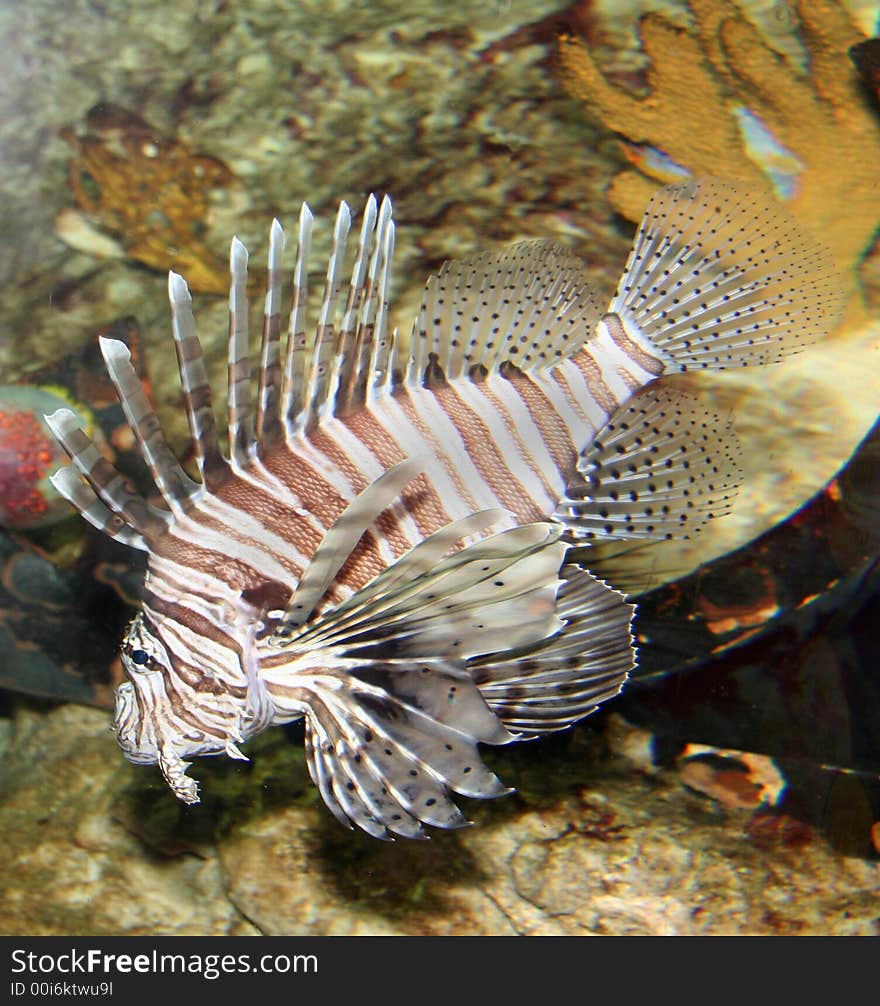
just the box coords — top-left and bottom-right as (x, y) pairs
(46, 179), (840, 839)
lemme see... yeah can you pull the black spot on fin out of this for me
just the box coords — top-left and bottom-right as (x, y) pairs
(471, 564), (634, 735)
(297, 661), (512, 839)
(607, 178), (844, 372)
(408, 240), (604, 385)
(555, 384), (742, 542)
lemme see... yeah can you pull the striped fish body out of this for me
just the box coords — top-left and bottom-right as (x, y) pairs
(129, 348), (650, 791)
(181, 347), (657, 603)
(48, 179), (841, 837)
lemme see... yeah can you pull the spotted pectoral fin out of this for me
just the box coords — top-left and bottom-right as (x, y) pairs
(275, 520), (569, 661)
(470, 565), (635, 735)
(299, 660), (512, 839)
(270, 518), (572, 837)
(555, 385), (742, 543)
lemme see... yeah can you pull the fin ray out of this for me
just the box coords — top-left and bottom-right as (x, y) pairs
(471, 565), (635, 735)
(279, 457), (425, 632)
(281, 204), (314, 436)
(255, 219), (288, 450)
(299, 202), (352, 431)
(227, 235), (255, 467)
(293, 663), (510, 837)
(97, 336), (199, 512)
(43, 408), (166, 542)
(278, 521), (567, 661)
(168, 272), (229, 489)
(49, 466), (149, 550)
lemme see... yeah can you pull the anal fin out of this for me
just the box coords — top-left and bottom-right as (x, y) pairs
(555, 385), (742, 543)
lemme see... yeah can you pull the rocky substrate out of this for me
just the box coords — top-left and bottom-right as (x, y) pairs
(1, 703), (877, 936)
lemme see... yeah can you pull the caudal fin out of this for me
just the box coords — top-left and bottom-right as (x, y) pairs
(607, 178), (844, 372)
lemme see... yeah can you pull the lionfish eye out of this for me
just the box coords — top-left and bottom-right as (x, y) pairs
(130, 649), (150, 666)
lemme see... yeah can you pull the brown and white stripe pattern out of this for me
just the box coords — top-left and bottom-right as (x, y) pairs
(47, 178), (842, 832)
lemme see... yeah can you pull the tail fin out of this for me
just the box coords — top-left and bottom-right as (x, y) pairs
(606, 178), (844, 372)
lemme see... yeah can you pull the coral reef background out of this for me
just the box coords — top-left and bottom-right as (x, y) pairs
(559, 0), (878, 321)
(0, 0), (878, 934)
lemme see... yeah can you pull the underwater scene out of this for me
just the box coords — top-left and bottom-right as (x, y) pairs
(0, 0), (878, 936)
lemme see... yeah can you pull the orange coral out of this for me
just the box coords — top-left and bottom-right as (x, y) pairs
(61, 103), (233, 294)
(558, 0), (879, 320)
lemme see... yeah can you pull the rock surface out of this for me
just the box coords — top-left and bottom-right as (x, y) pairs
(1, 702), (877, 936)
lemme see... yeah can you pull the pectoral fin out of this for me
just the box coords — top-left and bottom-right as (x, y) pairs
(275, 520), (568, 660)
(298, 661), (511, 839)
(470, 564), (635, 735)
(266, 517), (572, 837)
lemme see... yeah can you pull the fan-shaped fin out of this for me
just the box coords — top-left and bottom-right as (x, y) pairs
(277, 521), (567, 661)
(292, 662), (511, 838)
(607, 177), (844, 371)
(555, 385), (742, 542)
(408, 240), (605, 387)
(471, 565), (635, 734)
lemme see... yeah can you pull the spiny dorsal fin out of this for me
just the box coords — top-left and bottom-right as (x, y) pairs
(48, 464), (149, 551)
(299, 201), (352, 430)
(43, 408), (167, 547)
(168, 272), (230, 491)
(217, 201), (600, 448)
(332, 194), (378, 415)
(274, 197), (397, 434)
(97, 336), (200, 514)
(255, 218), (287, 450)
(407, 240), (605, 387)
(336, 196), (396, 415)
(555, 384), (742, 542)
(227, 235), (255, 468)
(280, 203), (314, 436)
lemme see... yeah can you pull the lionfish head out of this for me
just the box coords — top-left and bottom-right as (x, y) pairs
(113, 610), (258, 804)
